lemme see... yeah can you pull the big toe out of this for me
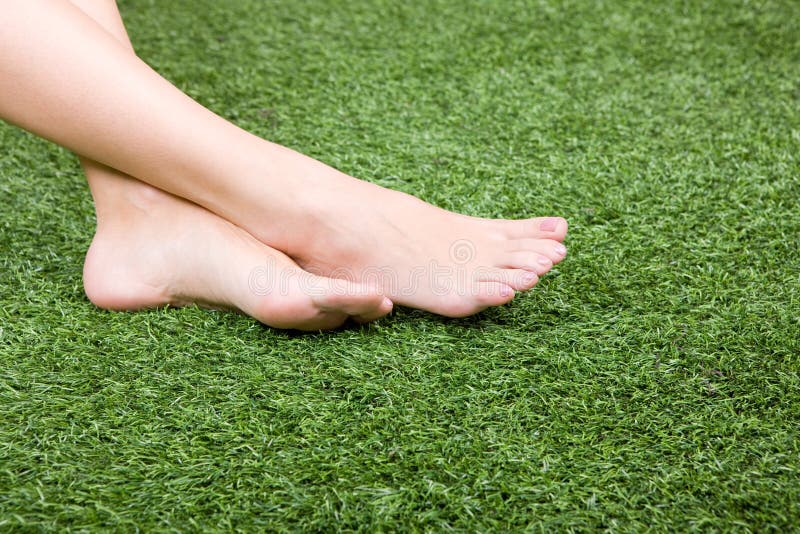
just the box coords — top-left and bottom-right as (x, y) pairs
(253, 273), (390, 331)
(314, 279), (393, 323)
(498, 216), (568, 241)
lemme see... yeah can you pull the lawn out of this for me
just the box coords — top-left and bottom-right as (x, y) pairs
(1, 0), (799, 530)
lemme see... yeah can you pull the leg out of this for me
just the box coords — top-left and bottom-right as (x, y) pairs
(0, 0), (567, 318)
(69, 0), (392, 330)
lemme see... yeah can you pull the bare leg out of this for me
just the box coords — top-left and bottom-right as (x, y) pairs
(69, 0), (392, 330)
(0, 0), (567, 317)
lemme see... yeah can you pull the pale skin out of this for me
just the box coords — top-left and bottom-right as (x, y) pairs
(59, 0), (391, 331)
(0, 0), (568, 329)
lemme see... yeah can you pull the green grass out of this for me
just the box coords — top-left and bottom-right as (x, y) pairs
(1, 0), (799, 530)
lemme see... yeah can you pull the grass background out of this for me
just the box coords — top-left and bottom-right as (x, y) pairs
(1, 0), (799, 530)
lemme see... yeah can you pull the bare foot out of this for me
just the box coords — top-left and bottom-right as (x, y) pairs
(82, 176), (392, 331)
(224, 149), (568, 318)
(4, 0), (565, 320)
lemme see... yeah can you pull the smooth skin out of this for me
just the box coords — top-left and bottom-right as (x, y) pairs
(73, 0), (392, 331)
(0, 0), (567, 326)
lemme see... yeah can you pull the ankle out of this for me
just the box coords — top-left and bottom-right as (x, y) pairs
(91, 179), (169, 227)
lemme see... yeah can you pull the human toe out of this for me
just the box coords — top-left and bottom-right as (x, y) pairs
(507, 238), (567, 264)
(497, 216), (568, 241)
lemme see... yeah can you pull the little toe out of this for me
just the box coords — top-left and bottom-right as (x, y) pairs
(473, 282), (516, 310)
(433, 282), (514, 318)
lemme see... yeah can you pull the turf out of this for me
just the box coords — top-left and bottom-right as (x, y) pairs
(1, 0), (799, 530)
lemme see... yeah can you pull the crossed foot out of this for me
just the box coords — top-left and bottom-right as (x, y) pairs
(83, 158), (567, 331)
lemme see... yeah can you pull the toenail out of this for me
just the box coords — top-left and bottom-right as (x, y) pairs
(538, 256), (551, 266)
(555, 244), (567, 255)
(539, 217), (559, 232)
(500, 285), (514, 297)
(523, 272), (537, 283)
